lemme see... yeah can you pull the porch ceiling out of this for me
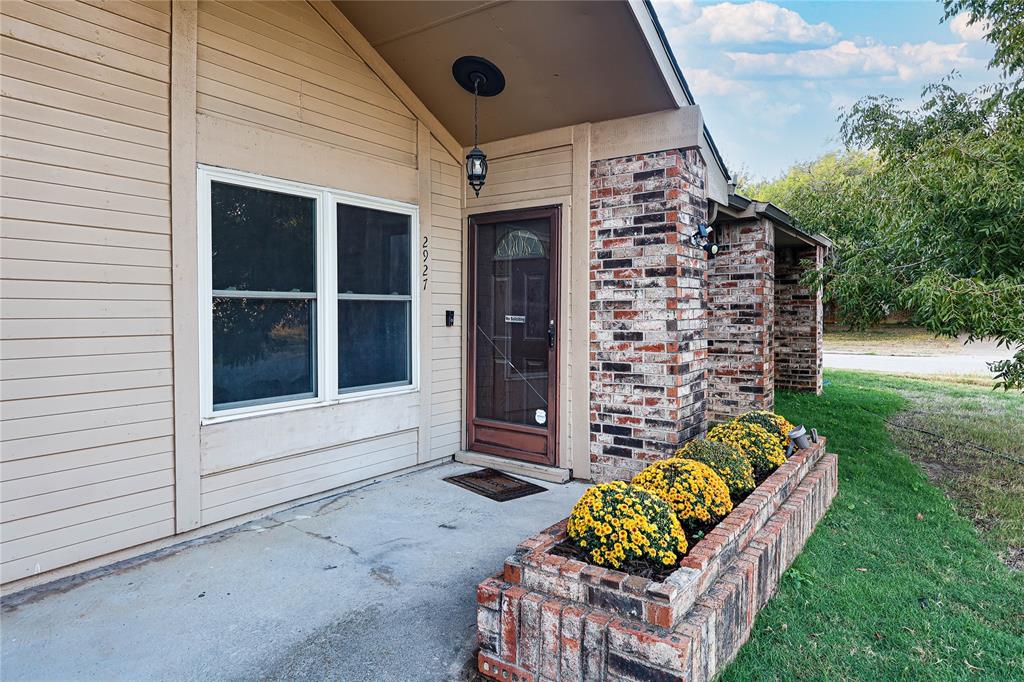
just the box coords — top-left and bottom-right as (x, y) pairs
(334, 0), (678, 144)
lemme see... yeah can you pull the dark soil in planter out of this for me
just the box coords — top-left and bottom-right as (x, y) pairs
(550, 539), (680, 582)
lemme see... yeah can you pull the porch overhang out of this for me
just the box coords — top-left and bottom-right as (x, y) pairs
(335, 0), (729, 198)
(715, 193), (832, 249)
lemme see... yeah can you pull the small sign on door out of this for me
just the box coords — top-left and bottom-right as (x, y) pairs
(504, 315), (526, 324)
(535, 409), (547, 425)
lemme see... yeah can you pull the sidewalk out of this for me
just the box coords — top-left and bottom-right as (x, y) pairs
(823, 330), (1011, 378)
(1, 463), (588, 682)
(824, 352), (1002, 376)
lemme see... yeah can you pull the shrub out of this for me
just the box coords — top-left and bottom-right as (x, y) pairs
(631, 458), (733, 531)
(707, 420), (786, 477)
(567, 481), (687, 569)
(735, 410), (795, 447)
(675, 439), (755, 497)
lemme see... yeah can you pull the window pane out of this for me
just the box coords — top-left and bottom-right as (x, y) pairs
(212, 181), (316, 292)
(338, 300), (410, 391)
(212, 297), (316, 409)
(337, 204), (410, 295)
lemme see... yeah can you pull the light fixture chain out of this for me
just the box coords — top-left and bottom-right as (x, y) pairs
(473, 78), (479, 146)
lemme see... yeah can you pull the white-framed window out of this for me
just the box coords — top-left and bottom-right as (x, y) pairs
(198, 166), (418, 421)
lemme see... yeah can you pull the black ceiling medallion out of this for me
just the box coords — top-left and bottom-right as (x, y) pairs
(452, 55), (506, 97)
(453, 56), (505, 197)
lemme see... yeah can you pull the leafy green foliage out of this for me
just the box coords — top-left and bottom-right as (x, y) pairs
(841, 85), (1021, 388)
(944, 0), (1024, 86)
(743, 0), (1024, 388)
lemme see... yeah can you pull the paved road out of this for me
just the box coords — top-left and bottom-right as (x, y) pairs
(1, 463), (589, 682)
(824, 352), (1005, 376)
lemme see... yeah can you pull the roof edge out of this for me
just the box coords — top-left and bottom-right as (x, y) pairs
(640, 0), (730, 182)
(724, 193), (831, 248)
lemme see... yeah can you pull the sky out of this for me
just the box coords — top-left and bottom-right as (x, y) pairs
(651, 0), (998, 180)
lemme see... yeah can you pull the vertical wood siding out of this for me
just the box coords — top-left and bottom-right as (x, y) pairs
(0, 0), (174, 584)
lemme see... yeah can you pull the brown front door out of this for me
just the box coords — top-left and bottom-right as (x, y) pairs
(467, 206), (560, 466)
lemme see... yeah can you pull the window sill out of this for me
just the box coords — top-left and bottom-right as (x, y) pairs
(200, 385), (419, 427)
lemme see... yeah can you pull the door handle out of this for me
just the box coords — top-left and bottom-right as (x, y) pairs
(548, 319), (555, 349)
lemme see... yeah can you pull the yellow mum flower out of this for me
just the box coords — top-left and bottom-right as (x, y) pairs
(632, 458), (733, 531)
(735, 410), (796, 448)
(676, 439), (755, 497)
(567, 481), (687, 569)
(707, 420), (786, 477)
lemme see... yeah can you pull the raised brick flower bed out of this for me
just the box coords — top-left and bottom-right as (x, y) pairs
(476, 439), (836, 681)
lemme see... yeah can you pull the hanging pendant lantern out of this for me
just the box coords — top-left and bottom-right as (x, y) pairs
(466, 145), (487, 197)
(453, 56), (505, 198)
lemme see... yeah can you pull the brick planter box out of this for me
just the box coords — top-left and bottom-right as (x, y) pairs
(476, 439), (837, 681)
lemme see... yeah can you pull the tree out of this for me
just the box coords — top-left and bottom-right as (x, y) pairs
(943, 0), (1024, 88)
(739, 152), (894, 330)
(744, 0), (1024, 388)
(833, 84), (1024, 388)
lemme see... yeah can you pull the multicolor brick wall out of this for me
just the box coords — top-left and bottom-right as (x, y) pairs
(706, 218), (774, 423)
(588, 149), (709, 482)
(775, 245), (824, 393)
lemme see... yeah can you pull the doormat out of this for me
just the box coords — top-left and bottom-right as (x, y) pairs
(444, 468), (547, 502)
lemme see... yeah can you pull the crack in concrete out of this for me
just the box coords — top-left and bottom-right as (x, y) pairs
(313, 495), (355, 517)
(285, 524), (360, 556)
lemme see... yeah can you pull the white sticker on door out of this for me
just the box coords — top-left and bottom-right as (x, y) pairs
(535, 409), (547, 425)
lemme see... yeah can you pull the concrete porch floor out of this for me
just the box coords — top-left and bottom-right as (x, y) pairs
(1, 462), (589, 681)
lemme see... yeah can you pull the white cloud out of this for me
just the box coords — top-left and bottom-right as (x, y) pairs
(828, 92), (857, 112)
(685, 67), (745, 97)
(948, 12), (989, 42)
(686, 69), (802, 123)
(758, 100), (804, 122)
(727, 40), (976, 81)
(652, 0), (699, 24)
(696, 1), (839, 45)
(658, 0), (838, 45)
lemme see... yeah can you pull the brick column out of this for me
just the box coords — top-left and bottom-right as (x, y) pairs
(589, 149), (708, 482)
(774, 245), (824, 393)
(706, 218), (774, 422)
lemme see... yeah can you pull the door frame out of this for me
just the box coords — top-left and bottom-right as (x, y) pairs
(466, 205), (561, 466)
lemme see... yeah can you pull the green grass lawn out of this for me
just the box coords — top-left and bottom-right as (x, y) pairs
(719, 370), (1024, 681)
(880, 374), (1023, 563)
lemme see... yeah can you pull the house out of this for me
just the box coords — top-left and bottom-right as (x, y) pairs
(0, 0), (827, 592)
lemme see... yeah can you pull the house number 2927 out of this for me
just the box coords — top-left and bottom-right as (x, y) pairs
(422, 236), (429, 290)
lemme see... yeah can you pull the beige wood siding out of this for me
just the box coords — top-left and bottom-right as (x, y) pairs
(0, 0), (174, 584)
(200, 429), (418, 526)
(195, 0), (416, 169)
(429, 137), (463, 458)
(198, 391), (422, 524)
(192, 2), (442, 525)
(1, 0), (469, 588)
(465, 145), (573, 212)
